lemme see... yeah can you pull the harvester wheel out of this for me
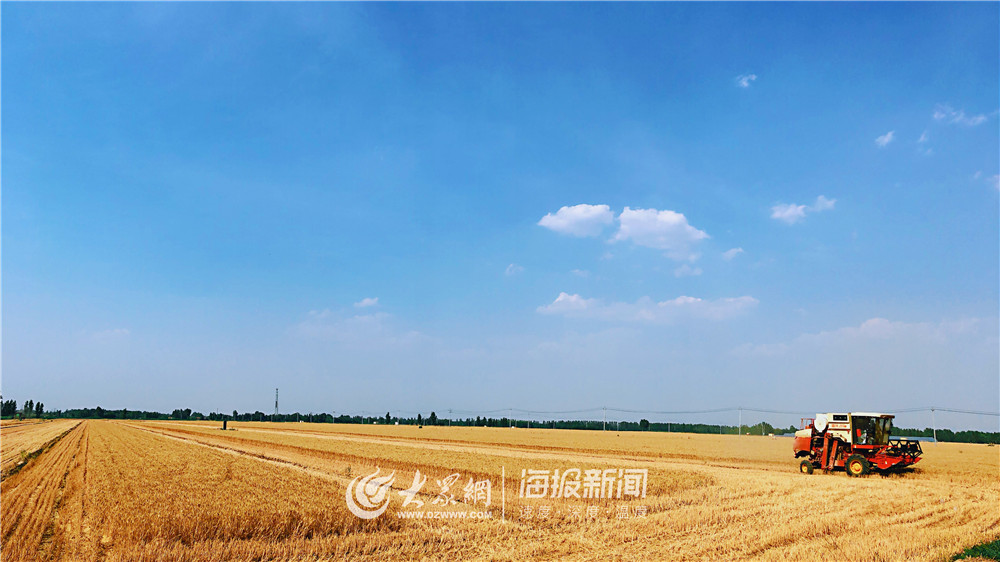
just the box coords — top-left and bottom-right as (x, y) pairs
(845, 454), (870, 477)
(799, 460), (814, 475)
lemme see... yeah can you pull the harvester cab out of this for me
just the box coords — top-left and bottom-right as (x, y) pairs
(793, 412), (922, 476)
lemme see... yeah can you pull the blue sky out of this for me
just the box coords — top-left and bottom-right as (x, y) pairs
(4, 3), (998, 430)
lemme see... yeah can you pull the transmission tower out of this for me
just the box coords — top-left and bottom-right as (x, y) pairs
(274, 388), (279, 417)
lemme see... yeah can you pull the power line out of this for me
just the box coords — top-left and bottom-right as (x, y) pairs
(339, 406), (998, 418)
(887, 406), (999, 416)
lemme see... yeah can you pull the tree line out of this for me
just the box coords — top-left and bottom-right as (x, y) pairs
(3, 400), (997, 444)
(1, 398), (44, 418)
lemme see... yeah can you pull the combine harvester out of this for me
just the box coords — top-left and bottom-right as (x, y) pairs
(793, 412), (922, 476)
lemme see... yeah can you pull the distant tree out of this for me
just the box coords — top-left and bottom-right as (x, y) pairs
(24, 400), (35, 418)
(96, 406), (105, 418)
(233, 410), (238, 420)
(385, 412), (391, 424)
(429, 411), (438, 425)
(417, 413), (423, 426)
(1, 400), (16, 417)
(640, 419), (650, 431)
(35, 402), (44, 417)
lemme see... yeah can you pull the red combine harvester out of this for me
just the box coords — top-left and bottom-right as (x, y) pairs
(793, 412), (922, 476)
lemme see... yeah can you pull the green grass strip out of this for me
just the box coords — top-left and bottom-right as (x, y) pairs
(953, 538), (1000, 561)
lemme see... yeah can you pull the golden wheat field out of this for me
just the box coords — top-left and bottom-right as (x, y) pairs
(1, 419), (997, 561)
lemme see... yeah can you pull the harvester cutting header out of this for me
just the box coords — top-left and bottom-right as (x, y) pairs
(793, 412), (922, 476)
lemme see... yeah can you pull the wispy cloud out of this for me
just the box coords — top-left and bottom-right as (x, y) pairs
(538, 293), (757, 323)
(612, 207), (709, 261)
(732, 317), (985, 357)
(295, 310), (426, 348)
(972, 171), (999, 191)
(771, 195), (836, 225)
(812, 195), (836, 212)
(354, 297), (379, 308)
(722, 247), (744, 261)
(933, 104), (990, 126)
(505, 263), (524, 277)
(92, 328), (131, 342)
(735, 73), (757, 88)
(538, 204), (614, 237)
(570, 269), (590, 278)
(673, 264), (702, 278)
(918, 130), (929, 143)
(875, 130), (895, 148)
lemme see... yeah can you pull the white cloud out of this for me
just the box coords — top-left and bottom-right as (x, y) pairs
(770, 203), (808, 224)
(570, 269), (590, 278)
(722, 247), (744, 261)
(612, 207), (709, 261)
(354, 297), (379, 308)
(771, 195), (836, 225)
(538, 293), (757, 323)
(812, 195), (836, 212)
(537, 292), (598, 314)
(933, 104), (989, 127)
(918, 130), (929, 143)
(735, 73), (757, 88)
(673, 264), (702, 278)
(505, 263), (525, 276)
(990, 175), (999, 191)
(538, 204), (614, 237)
(875, 131), (895, 148)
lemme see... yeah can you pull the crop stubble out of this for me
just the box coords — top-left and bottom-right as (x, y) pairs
(1, 419), (996, 561)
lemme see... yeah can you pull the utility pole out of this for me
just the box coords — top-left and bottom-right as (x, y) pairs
(509, 408), (513, 428)
(274, 388), (279, 418)
(931, 408), (937, 443)
(603, 407), (607, 431)
(448, 409), (452, 426)
(739, 407), (743, 436)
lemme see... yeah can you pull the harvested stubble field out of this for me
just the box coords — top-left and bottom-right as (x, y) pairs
(0, 419), (81, 479)
(1, 419), (997, 561)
